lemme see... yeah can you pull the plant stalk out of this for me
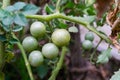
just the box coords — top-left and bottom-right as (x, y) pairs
(12, 33), (34, 80)
(26, 13), (111, 43)
(48, 46), (67, 80)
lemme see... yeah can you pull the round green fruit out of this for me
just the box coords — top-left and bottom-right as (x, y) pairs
(51, 29), (71, 47)
(30, 21), (46, 38)
(22, 36), (38, 52)
(85, 32), (94, 41)
(82, 40), (93, 50)
(42, 43), (59, 59)
(28, 50), (44, 67)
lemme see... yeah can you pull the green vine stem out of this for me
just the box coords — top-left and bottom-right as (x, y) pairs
(48, 46), (68, 80)
(12, 33), (34, 80)
(90, 39), (102, 63)
(26, 13), (112, 44)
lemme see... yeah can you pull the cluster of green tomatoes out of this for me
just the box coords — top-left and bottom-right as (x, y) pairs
(22, 21), (71, 67)
(82, 32), (94, 50)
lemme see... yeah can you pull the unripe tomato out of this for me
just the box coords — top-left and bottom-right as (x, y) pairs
(42, 43), (59, 59)
(28, 50), (44, 67)
(30, 21), (46, 38)
(82, 40), (93, 50)
(85, 32), (94, 41)
(22, 36), (38, 52)
(51, 29), (71, 47)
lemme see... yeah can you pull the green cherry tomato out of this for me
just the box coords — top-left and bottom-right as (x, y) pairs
(82, 40), (93, 50)
(85, 32), (94, 41)
(28, 50), (44, 67)
(30, 21), (46, 38)
(22, 36), (38, 52)
(51, 29), (71, 47)
(42, 43), (59, 59)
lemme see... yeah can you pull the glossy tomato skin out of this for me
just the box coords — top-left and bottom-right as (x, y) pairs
(42, 43), (59, 59)
(22, 36), (38, 52)
(82, 40), (93, 50)
(28, 50), (44, 67)
(85, 32), (94, 41)
(51, 29), (71, 47)
(30, 21), (46, 38)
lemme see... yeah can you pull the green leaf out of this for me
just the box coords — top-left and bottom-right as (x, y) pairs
(45, 4), (54, 14)
(14, 13), (28, 26)
(5, 6), (16, 12)
(2, 25), (10, 32)
(68, 26), (78, 33)
(0, 9), (10, 18)
(83, 15), (95, 23)
(2, 15), (14, 26)
(37, 65), (49, 79)
(97, 48), (112, 64)
(85, 0), (96, 6)
(22, 4), (40, 15)
(12, 25), (23, 32)
(0, 35), (7, 42)
(110, 69), (120, 80)
(9, 38), (18, 44)
(13, 2), (26, 10)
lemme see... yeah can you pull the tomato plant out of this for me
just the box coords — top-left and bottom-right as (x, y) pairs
(0, 0), (119, 80)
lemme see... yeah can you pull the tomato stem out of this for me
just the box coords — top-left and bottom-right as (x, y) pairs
(48, 46), (68, 80)
(26, 13), (112, 43)
(12, 33), (34, 80)
(90, 39), (102, 63)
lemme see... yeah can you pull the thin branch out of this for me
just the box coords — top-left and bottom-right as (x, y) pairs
(48, 46), (68, 80)
(26, 13), (112, 43)
(12, 33), (34, 80)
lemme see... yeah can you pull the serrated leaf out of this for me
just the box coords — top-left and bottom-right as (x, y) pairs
(0, 35), (7, 42)
(97, 48), (112, 64)
(0, 9), (10, 18)
(5, 6), (16, 12)
(45, 4), (54, 14)
(2, 25), (10, 32)
(13, 2), (26, 10)
(12, 25), (23, 32)
(2, 15), (14, 26)
(14, 13), (28, 26)
(110, 69), (120, 80)
(68, 26), (78, 33)
(84, 15), (95, 23)
(85, 0), (96, 6)
(22, 4), (40, 15)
